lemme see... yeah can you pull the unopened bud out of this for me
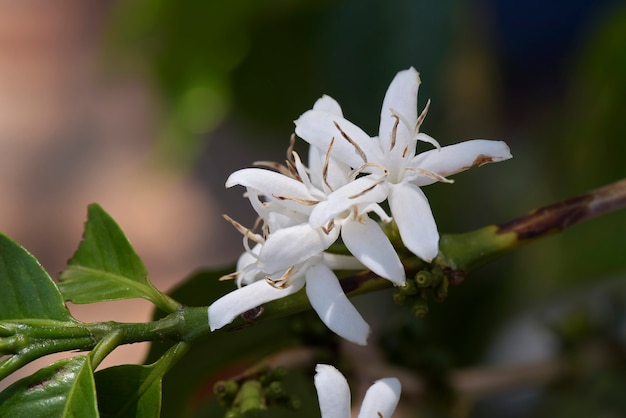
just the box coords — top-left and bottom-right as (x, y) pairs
(238, 380), (264, 413)
(415, 271), (432, 287)
(266, 381), (284, 400)
(398, 279), (418, 295)
(412, 299), (429, 318)
(289, 397), (302, 409)
(214, 380), (239, 404)
(393, 291), (407, 305)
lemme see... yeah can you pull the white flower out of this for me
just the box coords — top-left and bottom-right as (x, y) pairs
(226, 96), (405, 284)
(295, 67), (512, 262)
(314, 364), (401, 418)
(208, 249), (374, 345)
(209, 99), (407, 344)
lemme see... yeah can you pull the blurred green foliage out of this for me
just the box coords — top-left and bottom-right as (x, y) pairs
(105, 0), (456, 165)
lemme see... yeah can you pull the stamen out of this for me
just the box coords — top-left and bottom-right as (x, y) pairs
(322, 137), (335, 192)
(287, 133), (297, 162)
(350, 162), (388, 181)
(333, 121), (367, 163)
(389, 108), (413, 137)
(253, 161), (292, 177)
(348, 175), (387, 199)
(402, 145), (409, 158)
(272, 194), (319, 206)
(415, 99), (431, 131)
(285, 134), (300, 179)
(292, 151), (313, 190)
(264, 266), (295, 289)
(222, 214), (265, 244)
(321, 218), (335, 235)
(218, 272), (239, 281)
(389, 113), (400, 151)
(405, 167), (454, 184)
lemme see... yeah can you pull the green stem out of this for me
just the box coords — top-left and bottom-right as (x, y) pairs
(146, 287), (181, 314)
(2, 179), (624, 382)
(0, 307), (208, 382)
(89, 329), (124, 369)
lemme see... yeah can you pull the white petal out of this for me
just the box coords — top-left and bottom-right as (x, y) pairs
(388, 182), (439, 262)
(258, 223), (339, 273)
(208, 279), (304, 331)
(314, 364), (351, 418)
(410, 140), (512, 186)
(313, 95), (344, 117)
(226, 168), (316, 212)
(235, 246), (262, 286)
(322, 253), (365, 270)
(308, 144), (326, 189)
(342, 217), (405, 285)
(295, 110), (384, 168)
(308, 144), (351, 193)
(305, 262), (370, 345)
(309, 176), (388, 228)
(357, 378), (402, 418)
(379, 67), (420, 152)
(236, 246), (259, 273)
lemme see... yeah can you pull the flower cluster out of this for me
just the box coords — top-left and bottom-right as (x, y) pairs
(208, 67), (511, 345)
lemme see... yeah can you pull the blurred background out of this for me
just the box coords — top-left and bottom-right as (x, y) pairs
(0, 0), (624, 416)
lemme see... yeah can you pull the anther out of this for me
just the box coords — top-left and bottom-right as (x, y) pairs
(272, 194), (319, 206)
(415, 99), (431, 132)
(390, 114), (400, 151)
(405, 167), (454, 184)
(322, 137), (335, 192)
(333, 121), (367, 163)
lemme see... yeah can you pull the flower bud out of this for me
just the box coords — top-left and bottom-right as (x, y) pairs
(415, 270), (432, 287)
(412, 299), (429, 317)
(398, 279), (418, 295)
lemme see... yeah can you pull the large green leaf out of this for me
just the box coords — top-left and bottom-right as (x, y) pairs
(95, 365), (161, 418)
(95, 342), (188, 418)
(0, 233), (73, 321)
(58, 204), (178, 312)
(0, 356), (98, 417)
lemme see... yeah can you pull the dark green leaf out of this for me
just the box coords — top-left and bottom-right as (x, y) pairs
(0, 356), (98, 417)
(58, 204), (178, 312)
(95, 342), (187, 418)
(95, 364), (161, 418)
(0, 233), (73, 321)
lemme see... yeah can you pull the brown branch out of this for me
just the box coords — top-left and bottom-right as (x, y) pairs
(497, 178), (626, 240)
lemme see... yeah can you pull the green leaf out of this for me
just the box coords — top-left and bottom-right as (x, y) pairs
(58, 204), (178, 312)
(0, 356), (98, 417)
(95, 343), (187, 418)
(0, 233), (73, 321)
(95, 365), (161, 418)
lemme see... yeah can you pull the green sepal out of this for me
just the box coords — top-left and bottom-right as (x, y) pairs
(58, 204), (179, 313)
